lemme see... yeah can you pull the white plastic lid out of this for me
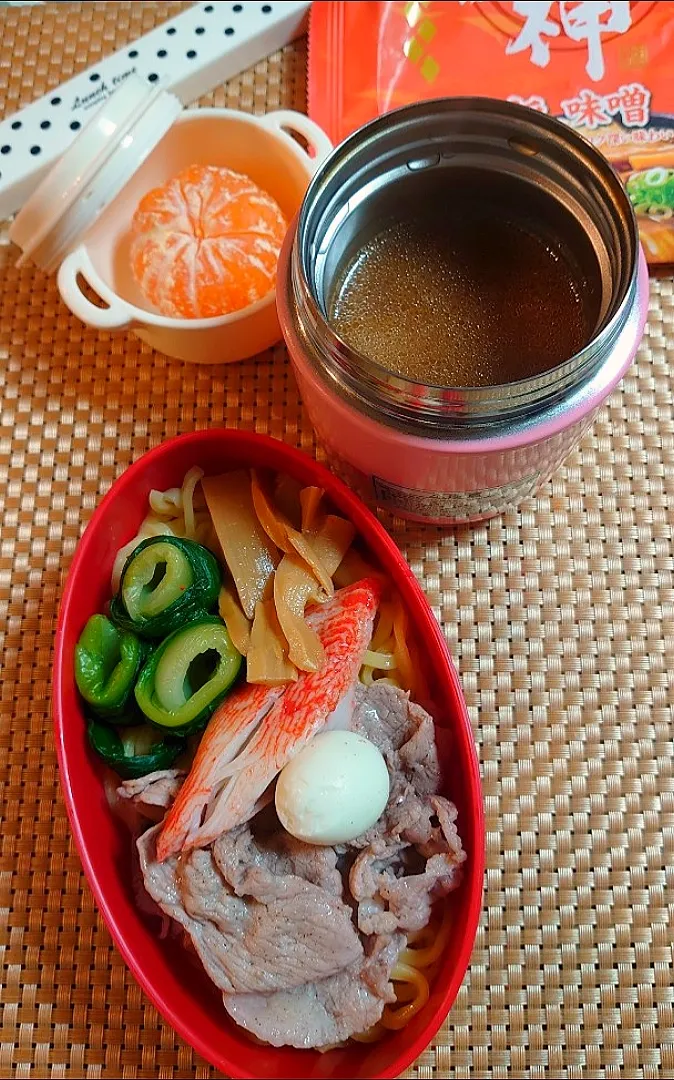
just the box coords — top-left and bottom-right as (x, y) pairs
(9, 75), (182, 274)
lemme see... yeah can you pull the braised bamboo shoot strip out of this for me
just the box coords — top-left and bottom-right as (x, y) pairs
(252, 470), (338, 596)
(274, 515), (356, 672)
(201, 470), (279, 620)
(247, 599), (298, 685)
(273, 473), (303, 528)
(274, 553), (325, 672)
(218, 582), (252, 657)
(291, 514), (355, 594)
(287, 529), (334, 597)
(332, 547), (388, 590)
(250, 469), (296, 553)
(300, 486), (325, 532)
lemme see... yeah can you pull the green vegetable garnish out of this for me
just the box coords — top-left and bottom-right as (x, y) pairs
(74, 615), (144, 720)
(627, 168), (674, 213)
(110, 535), (221, 639)
(135, 616), (242, 735)
(87, 718), (183, 779)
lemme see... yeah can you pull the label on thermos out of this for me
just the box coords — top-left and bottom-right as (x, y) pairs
(371, 472), (542, 521)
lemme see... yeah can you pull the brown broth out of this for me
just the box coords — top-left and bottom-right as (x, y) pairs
(327, 202), (592, 388)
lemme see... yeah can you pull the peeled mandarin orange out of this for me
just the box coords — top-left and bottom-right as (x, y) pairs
(129, 164), (287, 319)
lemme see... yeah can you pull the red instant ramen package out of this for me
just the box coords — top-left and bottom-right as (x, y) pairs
(309, 1), (674, 264)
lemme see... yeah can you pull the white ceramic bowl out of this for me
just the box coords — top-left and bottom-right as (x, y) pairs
(56, 108), (331, 363)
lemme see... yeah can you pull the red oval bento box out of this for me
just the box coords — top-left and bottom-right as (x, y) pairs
(53, 429), (484, 1080)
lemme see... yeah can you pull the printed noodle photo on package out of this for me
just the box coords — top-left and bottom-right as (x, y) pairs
(309, 1), (674, 265)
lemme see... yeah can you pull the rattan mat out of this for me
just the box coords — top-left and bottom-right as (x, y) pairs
(1, 3), (673, 1078)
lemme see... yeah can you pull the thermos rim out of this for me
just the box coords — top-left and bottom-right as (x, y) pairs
(288, 97), (639, 440)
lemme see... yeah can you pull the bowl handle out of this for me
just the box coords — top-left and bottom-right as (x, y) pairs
(259, 110), (332, 174)
(57, 247), (136, 331)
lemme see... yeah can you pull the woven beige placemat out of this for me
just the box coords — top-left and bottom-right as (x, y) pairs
(1, 3), (673, 1078)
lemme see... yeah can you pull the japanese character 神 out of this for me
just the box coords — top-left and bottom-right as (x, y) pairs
(505, 1), (560, 68)
(506, 1), (632, 82)
(559, 1), (632, 81)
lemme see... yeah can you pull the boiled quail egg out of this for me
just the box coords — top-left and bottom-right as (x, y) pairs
(275, 730), (390, 845)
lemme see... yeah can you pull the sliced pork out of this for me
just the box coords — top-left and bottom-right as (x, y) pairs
(349, 683), (443, 847)
(117, 769), (185, 819)
(134, 681), (464, 1048)
(222, 937), (402, 1049)
(138, 823), (363, 994)
(213, 819), (344, 898)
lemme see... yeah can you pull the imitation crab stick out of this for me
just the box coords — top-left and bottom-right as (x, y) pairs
(157, 579), (380, 860)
